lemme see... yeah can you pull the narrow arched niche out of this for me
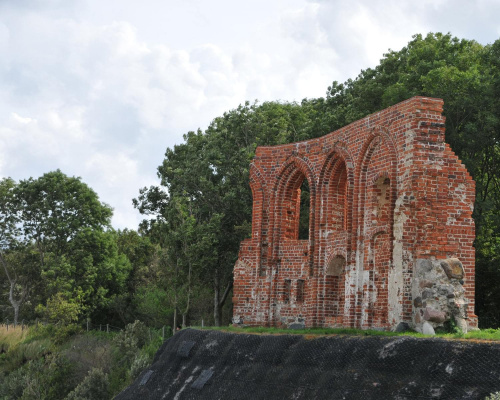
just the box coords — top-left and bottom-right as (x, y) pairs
(324, 254), (346, 319)
(326, 255), (346, 276)
(372, 176), (391, 222)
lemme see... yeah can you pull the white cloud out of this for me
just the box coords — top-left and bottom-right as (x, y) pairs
(0, 0), (498, 228)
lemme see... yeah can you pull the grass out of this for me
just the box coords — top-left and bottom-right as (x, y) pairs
(195, 325), (500, 341)
(0, 324), (30, 351)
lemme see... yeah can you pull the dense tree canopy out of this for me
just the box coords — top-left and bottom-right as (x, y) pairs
(2, 33), (500, 330)
(3, 31), (500, 400)
(136, 32), (500, 328)
(0, 171), (128, 325)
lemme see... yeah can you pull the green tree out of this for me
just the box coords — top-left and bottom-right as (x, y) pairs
(318, 33), (500, 326)
(0, 171), (116, 324)
(16, 170), (112, 260)
(135, 101), (321, 326)
(0, 177), (33, 325)
(136, 32), (500, 327)
(113, 229), (160, 325)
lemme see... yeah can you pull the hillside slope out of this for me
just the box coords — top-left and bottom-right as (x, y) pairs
(116, 329), (500, 399)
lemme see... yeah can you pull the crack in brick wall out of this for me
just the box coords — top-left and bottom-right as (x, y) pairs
(233, 97), (477, 331)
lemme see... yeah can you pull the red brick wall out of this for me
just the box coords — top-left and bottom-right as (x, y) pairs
(233, 97), (476, 330)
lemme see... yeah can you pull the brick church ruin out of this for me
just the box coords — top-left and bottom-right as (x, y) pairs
(233, 97), (477, 333)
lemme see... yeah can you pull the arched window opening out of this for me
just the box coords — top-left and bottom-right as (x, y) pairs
(298, 178), (310, 240)
(282, 171), (311, 241)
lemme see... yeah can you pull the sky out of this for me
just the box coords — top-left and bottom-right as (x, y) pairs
(0, 0), (499, 229)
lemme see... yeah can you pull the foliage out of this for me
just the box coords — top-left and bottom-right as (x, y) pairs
(129, 353), (150, 380)
(0, 323), (168, 400)
(65, 368), (110, 400)
(0, 354), (75, 400)
(315, 33), (500, 326)
(41, 293), (82, 324)
(0, 170), (116, 325)
(136, 32), (500, 328)
(114, 320), (150, 351)
(133, 285), (173, 327)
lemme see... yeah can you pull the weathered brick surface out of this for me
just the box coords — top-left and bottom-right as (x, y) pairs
(233, 97), (476, 330)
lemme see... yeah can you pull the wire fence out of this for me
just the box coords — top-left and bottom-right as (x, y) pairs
(0, 318), (174, 341)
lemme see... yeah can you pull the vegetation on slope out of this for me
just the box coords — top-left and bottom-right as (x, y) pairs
(0, 321), (167, 400)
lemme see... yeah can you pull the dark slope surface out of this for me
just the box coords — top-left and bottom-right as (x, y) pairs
(116, 329), (500, 399)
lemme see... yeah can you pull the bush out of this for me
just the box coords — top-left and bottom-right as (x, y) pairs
(129, 353), (150, 380)
(39, 292), (82, 325)
(3, 355), (74, 400)
(65, 368), (109, 400)
(26, 323), (56, 341)
(63, 334), (112, 382)
(53, 323), (83, 344)
(113, 320), (148, 363)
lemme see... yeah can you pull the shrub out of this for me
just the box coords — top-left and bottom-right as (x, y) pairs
(129, 353), (150, 380)
(53, 323), (83, 344)
(26, 322), (56, 341)
(63, 334), (112, 382)
(65, 368), (109, 400)
(113, 320), (148, 363)
(39, 292), (82, 325)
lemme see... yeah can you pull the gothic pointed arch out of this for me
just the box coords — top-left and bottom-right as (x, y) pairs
(269, 156), (316, 263)
(353, 127), (398, 329)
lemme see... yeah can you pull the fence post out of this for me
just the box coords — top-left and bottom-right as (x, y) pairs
(99, 324), (102, 331)
(106, 324), (109, 333)
(202, 319), (204, 328)
(6, 319), (8, 331)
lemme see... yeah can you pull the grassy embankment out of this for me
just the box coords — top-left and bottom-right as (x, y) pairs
(198, 325), (500, 341)
(0, 325), (29, 350)
(3, 322), (500, 399)
(0, 322), (168, 400)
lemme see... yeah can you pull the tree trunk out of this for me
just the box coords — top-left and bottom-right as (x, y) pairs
(13, 302), (19, 327)
(214, 285), (221, 327)
(213, 276), (233, 327)
(0, 252), (24, 326)
(173, 294), (178, 333)
(182, 259), (192, 328)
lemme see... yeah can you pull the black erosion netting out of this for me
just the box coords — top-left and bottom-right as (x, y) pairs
(116, 329), (500, 400)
